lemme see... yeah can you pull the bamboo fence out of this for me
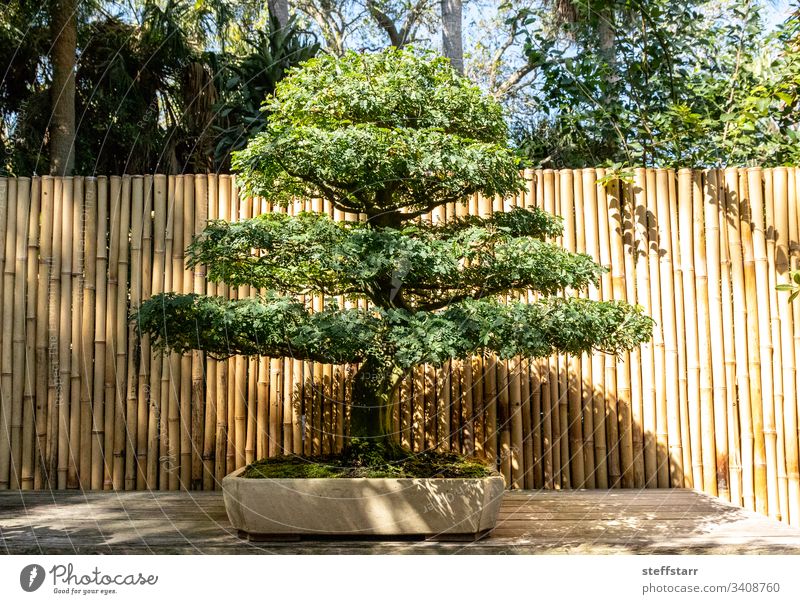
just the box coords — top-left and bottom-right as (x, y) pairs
(0, 169), (799, 527)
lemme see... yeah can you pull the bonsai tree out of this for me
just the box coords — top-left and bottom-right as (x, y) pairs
(137, 48), (653, 461)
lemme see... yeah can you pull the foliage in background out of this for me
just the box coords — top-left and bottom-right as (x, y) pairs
(510, 0), (800, 168)
(0, 0), (318, 175)
(2, 0), (797, 174)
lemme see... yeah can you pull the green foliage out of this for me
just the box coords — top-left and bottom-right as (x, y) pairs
(777, 269), (800, 304)
(137, 292), (653, 367)
(185, 208), (600, 309)
(211, 16), (320, 170)
(0, 1), (318, 175)
(511, 0), (798, 168)
(232, 48), (526, 218)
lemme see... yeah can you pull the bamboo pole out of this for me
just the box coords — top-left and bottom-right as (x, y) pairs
(90, 178), (108, 490)
(79, 178), (96, 488)
(792, 168), (800, 523)
(136, 176), (152, 489)
(126, 176), (144, 491)
(113, 176), (131, 490)
(719, 169), (741, 505)
(158, 178), (174, 489)
(595, 170), (618, 488)
(268, 333), (281, 453)
(633, 169), (657, 487)
(0, 176), (8, 489)
(484, 354), (498, 471)
(677, 170), (704, 488)
(559, 170), (584, 486)
(529, 172), (544, 487)
(192, 175), (207, 486)
(11, 178), (30, 489)
(214, 176), (229, 479)
(202, 174), (217, 488)
(424, 364), (437, 453)
(693, 170), (717, 495)
(166, 176), (184, 489)
(478, 192), (497, 467)
(22, 177), (40, 490)
(57, 177), (73, 490)
(725, 168), (755, 510)
(582, 168), (607, 488)
(180, 175), (194, 486)
(35, 177), (54, 489)
(668, 171), (692, 488)
(775, 167), (800, 526)
(257, 351), (269, 460)
(245, 191), (258, 465)
(103, 177), (121, 489)
(606, 176), (634, 488)
(224, 186), (238, 469)
(439, 359), (453, 453)
(644, 170), (668, 488)
(619, 179), (643, 487)
(47, 179), (65, 488)
(706, 170), (732, 499)
(471, 356), (483, 459)
(521, 174), (536, 485)
(553, 177), (568, 488)
(748, 167), (779, 519)
(655, 169), (682, 488)
(508, 355), (523, 488)
(148, 175), (167, 489)
(467, 212), (482, 459)
(66, 177), (83, 489)
(321, 203), (335, 455)
(243, 198), (258, 464)
(740, 168), (769, 515)
(233, 187), (248, 466)
(572, 171), (595, 488)
(766, 169), (789, 520)
(528, 356), (542, 488)
(788, 167), (800, 525)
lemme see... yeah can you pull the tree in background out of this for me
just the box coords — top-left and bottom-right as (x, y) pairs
(48, 0), (77, 175)
(0, 0), (319, 175)
(137, 49), (653, 453)
(268, 0), (289, 28)
(510, 0), (798, 167)
(2, 0), (796, 174)
(441, 0), (464, 73)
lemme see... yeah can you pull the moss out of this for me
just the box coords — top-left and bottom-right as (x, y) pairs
(241, 440), (495, 479)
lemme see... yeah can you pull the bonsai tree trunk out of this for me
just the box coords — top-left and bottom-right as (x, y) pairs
(349, 357), (404, 443)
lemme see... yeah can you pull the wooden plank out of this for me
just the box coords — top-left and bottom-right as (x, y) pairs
(2, 489), (800, 555)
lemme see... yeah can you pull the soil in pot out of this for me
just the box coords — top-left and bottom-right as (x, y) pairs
(241, 438), (495, 480)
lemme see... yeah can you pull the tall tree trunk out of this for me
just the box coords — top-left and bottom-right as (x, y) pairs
(441, 0), (463, 74)
(49, 0), (76, 176)
(596, 6), (617, 156)
(349, 357), (403, 442)
(268, 0), (289, 28)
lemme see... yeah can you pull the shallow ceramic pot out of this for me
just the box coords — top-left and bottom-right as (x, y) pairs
(222, 467), (506, 542)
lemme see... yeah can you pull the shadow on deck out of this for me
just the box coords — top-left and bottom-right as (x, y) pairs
(2, 489), (800, 554)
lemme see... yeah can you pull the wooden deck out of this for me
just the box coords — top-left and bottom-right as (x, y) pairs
(2, 489), (800, 554)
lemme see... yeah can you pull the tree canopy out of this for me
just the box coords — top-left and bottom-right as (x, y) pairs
(231, 49), (524, 221)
